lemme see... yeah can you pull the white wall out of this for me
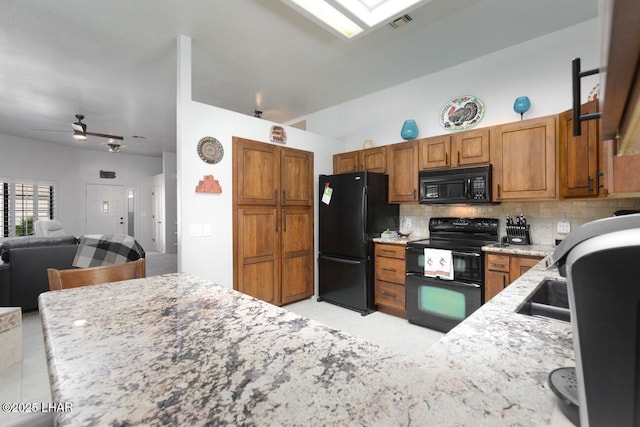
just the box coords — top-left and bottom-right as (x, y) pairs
(293, 19), (601, 151)
(0, 133), (162, 249)
(162, 152), (178, 253)
(177, 36), (344, 288)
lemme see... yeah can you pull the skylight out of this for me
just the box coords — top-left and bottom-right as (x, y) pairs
(281, 0), (429, 39)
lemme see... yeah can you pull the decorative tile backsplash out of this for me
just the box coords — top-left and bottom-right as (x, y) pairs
(400, 198), (640, 246)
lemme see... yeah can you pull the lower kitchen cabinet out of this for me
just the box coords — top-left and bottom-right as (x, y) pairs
(235, 206), (314, 306)
(484, 252), (542, 303)
(374, 243), (406, 318)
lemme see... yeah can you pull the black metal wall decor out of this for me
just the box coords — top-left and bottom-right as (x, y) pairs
(572, 57), (602, 136)
(100, 170), (116, 179)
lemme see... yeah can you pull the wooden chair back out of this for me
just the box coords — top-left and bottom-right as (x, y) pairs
(47, 259), (146, 291)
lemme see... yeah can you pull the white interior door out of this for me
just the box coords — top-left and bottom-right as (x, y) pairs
(151, 184), (165, 252)
(86, 184), (126, 235)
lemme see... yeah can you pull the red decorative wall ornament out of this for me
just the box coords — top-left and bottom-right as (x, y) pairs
(196, 175), (222, 194)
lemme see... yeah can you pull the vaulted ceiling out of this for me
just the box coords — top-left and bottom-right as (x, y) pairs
(0, 0), (598, 157)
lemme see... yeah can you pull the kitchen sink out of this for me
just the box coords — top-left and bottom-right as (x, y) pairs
(517, 278), (571, 322)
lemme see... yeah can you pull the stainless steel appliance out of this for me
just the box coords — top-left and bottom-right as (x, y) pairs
(405, 217), (499, 332)
(318, 172), (399, 315)
(418, 165), (492, 204)
(547, 213), (640, 427)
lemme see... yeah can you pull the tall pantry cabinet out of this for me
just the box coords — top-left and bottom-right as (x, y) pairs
(232, 137), (314, 306)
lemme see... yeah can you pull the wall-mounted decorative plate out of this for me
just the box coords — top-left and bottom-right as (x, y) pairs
(439, 95), (485, 131)
(197, 137), (224, 164)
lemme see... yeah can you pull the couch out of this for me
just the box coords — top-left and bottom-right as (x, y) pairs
(0, 236), (78, 311)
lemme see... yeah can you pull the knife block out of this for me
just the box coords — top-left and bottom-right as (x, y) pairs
(506, 224), (531, 245)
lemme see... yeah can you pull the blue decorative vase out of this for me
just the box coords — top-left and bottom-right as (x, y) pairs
(513, 96), (531, 120)
(401, 119), (418, 140)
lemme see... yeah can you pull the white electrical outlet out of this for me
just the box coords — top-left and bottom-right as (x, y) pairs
(405, 218), (412, 229)
(557, 220), (571, 235)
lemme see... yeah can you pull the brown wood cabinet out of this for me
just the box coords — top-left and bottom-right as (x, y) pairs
(333, 146), (387, 174)
(490, 115), (557, 201)
(374, 243), (406, 318)
(387, 141), (418, 203)
(452, 127), (490, 166)
(558, 101), (605, 198)
(233, 137), (314, 306)
(484, 252), (542, 302)
(418, 128), (489, 170)
(418, 135), (451, 169)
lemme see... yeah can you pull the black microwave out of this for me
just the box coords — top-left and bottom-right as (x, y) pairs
(419, 165), (492, 204)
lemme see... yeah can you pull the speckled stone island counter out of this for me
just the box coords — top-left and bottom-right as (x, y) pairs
(482, 243), (556, 258)
(39, 266), (573, 426)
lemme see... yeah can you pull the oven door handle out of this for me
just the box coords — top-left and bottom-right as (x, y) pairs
(451, 250), (481, 257)
(405, 272), (481, 288)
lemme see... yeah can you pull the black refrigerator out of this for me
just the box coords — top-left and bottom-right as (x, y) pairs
(318, 171), (399, 315)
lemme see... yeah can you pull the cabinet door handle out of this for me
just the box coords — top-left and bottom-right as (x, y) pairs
(502, 274), (506, 288)
(491, 262), (507, 268)
(275, 190), (278, 205)
(457, 151), (461, 164)
(587, 175), (593, 193)
(596, 170), (605, 190)
(283, 210), (286, 232)
(497, 184), (501, 198)
(381, 291), (395, 298)
(445, 152), (449, 165)
(413, 189), (417, 199)
(380, 249), (395, 254)
(382, 268), (396, 273)
(283, 190), (286, 204)
(275, 212), (279, 232)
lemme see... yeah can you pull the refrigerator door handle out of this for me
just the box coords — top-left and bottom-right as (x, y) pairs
(361, 185), (367, 243)
(319, 254), (363, 265)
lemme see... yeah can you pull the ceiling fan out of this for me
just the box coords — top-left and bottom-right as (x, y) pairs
(71, 114), (123, 141)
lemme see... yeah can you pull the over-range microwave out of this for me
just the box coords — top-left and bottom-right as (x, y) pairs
(419, 165), (492, 204)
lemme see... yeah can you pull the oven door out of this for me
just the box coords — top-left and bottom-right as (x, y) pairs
(405, 273), (482, 333)
(406, 246), (484, 283)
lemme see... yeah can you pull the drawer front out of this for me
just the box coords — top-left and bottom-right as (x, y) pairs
(375, 280), (406, 311)
(375, 243), (405, 259)
(486, 253), (510, 272)
(375, 256), (405, 284)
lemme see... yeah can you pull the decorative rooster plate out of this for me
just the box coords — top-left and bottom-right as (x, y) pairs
(439, 95), (485, 131)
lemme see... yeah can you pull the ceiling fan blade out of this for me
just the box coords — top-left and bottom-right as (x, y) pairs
(30, 128), (70, 133)
(85, 131), (124, 141)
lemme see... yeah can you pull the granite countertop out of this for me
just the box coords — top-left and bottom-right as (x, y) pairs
(39, 266), (573, 426)
(482, 243), (556, 257)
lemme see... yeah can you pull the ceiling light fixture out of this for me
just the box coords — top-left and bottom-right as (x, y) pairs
(283, 0), (363, 38)
(72, 115), (87, 140)
(107, 143), (121, 153)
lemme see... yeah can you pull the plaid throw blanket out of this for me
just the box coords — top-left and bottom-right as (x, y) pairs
(73, 234), (144, 268)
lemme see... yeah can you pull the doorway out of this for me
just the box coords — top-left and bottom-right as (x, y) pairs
(86, 184), (126, 235)
(151, 184), (165, 252)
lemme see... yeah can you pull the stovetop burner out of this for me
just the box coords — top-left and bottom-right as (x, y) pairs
(407, 217), (499, 250)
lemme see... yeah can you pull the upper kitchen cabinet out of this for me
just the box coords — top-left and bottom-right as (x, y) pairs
(280, 147), (313, 206)
(418, 128), (489, 170)
(600, 0), (640, 155)
(234, 139), (280, 205)
(359, 146), (387, 173)
(388, 140), (418, 203)
(490, 115), (557, 201)
(452, 128), (490, 166)
(333, 146), (387, 174)
(333, 150), (359, 174)
(559, 100), (605, 198)
(235, 139), (312, 206)
(418, 135), (451, 169)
